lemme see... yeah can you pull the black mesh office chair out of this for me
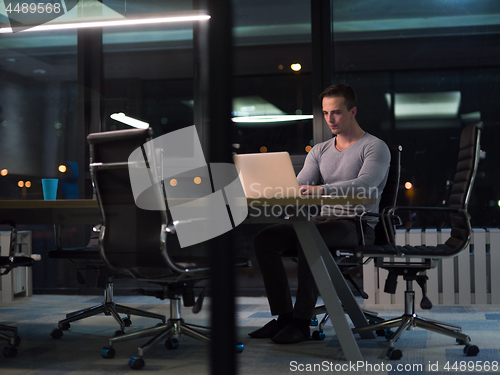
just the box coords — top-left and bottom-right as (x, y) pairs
(311, 144), (402, 339)
(84, 128), (248, 370)
(0, 219), (35, 358)
(351, 122), (482, 360)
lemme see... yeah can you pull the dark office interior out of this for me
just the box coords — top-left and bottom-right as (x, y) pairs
(1, 0), (498, 293)
(1, 0), (500, 373)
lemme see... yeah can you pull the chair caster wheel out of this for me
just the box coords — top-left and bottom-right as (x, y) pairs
(2, 346), (17, 358)
(312, 330), (325, 340)
(59, 322), (70, 331)
(9, 336), (21, 347)
(464, 344), (479, 356)
(128, 356), (145, 370)
(165, 338), (179, 350)
(101, 347), (116, 359)
(122, 317), (132, 327)
(113, 330), (125, 337)
(310, 317), (318, 327)
(51, 328), (63, 339)
(236, 342), (244, 353)
(386, 348), (403, 360)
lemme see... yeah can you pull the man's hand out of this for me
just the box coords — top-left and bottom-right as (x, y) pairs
(299, 185), (324, 196)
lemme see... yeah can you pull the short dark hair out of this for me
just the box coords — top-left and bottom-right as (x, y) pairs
(319, 84), (357, 110)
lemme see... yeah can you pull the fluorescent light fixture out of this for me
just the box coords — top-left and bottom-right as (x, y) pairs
(0, 9), (210, 33)
(110, 113), (149, 129)
(385, 91), (461, 119)
(232, 96), (285, 117)
(232, 115), (313, 123)
(231, 96), (313, 124)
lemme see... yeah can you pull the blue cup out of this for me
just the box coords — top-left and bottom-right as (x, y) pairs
(42, 179), (58, 200)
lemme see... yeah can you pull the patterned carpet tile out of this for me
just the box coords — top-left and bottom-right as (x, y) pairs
(0, 295), (498, 374)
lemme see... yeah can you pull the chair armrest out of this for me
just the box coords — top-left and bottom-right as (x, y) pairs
(353, 210), (402, 247)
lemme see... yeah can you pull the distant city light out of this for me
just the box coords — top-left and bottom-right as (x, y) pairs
(58, 165), (67, 173)
(0, 169), (7, 176)
(291, 63), (302, 71)
(405, 182), (413, 190)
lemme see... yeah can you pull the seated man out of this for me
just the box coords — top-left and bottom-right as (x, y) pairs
(249, 83), (390, 344)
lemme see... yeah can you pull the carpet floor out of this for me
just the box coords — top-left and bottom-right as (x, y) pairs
(0, 295), (499, 374)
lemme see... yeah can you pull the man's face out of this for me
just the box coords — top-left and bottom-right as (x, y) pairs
(322, 96), (356, 135)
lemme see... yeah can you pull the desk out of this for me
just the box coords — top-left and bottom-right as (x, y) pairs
(0, 197), (374, 361)
(246, 196), (376, 361)
(0, 200), (100, 226)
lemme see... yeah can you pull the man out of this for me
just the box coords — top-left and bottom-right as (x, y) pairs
(249, 83), (390, 344)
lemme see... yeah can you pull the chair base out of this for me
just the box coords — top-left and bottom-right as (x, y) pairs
(0, 324), (20, 347)
(353, 312), (467, 346)
(311, 305), (381, 340)
(51, 281), (165, 337)
(100, 296), (213, 369)
(351, 290), (479, 359)
(59, 301), (167, 331)
(105, 316), (211, 356)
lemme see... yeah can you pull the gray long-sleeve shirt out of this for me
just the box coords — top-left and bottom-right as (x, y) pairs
(297, 133), (390, 228)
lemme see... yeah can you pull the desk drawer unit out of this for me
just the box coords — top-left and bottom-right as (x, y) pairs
(0, 230), (33, 302)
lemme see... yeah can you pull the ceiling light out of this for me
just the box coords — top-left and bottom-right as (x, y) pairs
(231, 96), (313, 124)
(232, 115), (313, 123)
(0, 11), (210, 33)
(110, 113), (149, 129)
(232, 96), (284, 117)
(385, 91), (461, 119)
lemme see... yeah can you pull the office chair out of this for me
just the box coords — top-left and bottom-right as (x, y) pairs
(311, 145), (402, 340)
(350, 122), (482, 360)
(48, 239), (166, 339)
(84, 128), (248, 370)
(0, 219), (35, 357)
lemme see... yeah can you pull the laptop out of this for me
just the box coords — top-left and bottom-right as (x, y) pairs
(232, 151), (301, 198)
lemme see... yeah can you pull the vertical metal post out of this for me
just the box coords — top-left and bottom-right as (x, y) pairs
(77, 25), (103, 199)
(204, 1), (237, 374)
(193, 0), (210, 154)
(311, 0), (334, 145)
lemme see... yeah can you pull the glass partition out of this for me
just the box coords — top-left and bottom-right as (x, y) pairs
(0, 27), (78, 199)
(1, 0), (499, 228)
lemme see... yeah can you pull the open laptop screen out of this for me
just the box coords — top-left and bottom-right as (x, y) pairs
(232, 152), (300, 198)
